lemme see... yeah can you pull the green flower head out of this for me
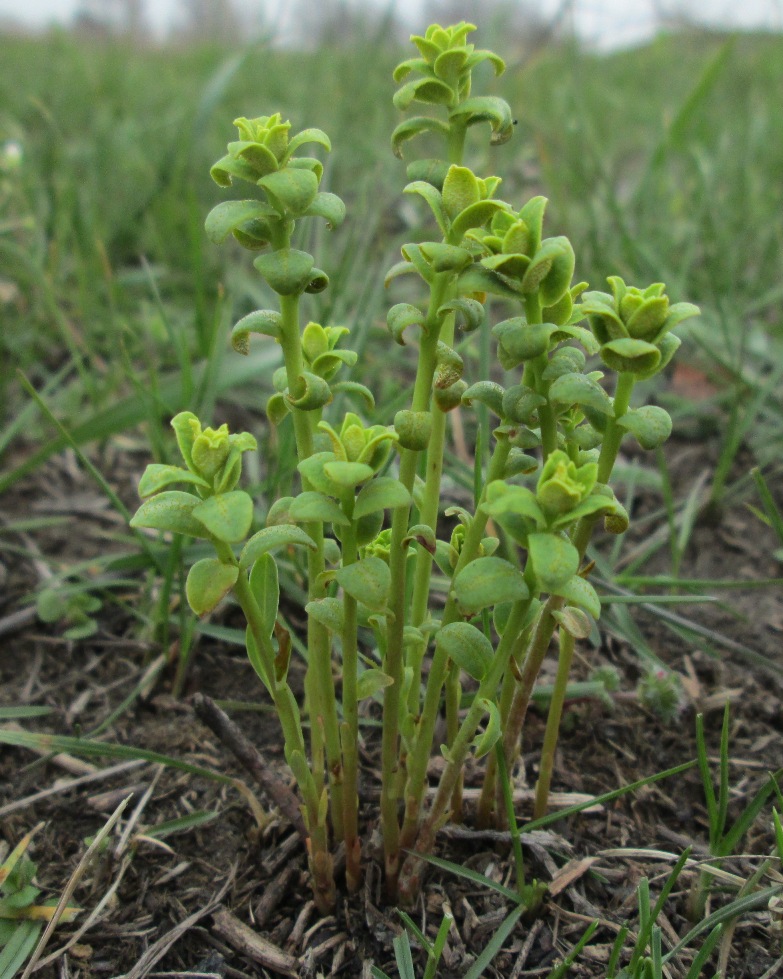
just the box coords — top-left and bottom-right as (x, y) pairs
(580, 277), (700, 378)
(172, 412), (257, 493)
(210, 114), (331, 189)
(318, 413), (398, 473)
(536, 450), (597, 517)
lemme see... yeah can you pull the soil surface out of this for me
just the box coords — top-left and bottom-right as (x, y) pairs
(2, 432), (783, 978)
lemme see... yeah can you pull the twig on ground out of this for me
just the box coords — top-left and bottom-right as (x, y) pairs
(211, 907), (298, 976)
(191, 693), (306, 840)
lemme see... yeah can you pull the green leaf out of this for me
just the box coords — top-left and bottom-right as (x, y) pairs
(617, 406), (673, 450)
(391, 116), (450, 159)
(137, 464), (210, 498)
(438, 298), (485, 334)
(522, 237), (574, 302)
(186, 559), (238, 615)
(354, 478), (412, 519)
(258, 167), (319, 216)
(441, 165), (480, 221)
(450, 200), (508, 242)
(297, 452), (339, 495)
(472, 698), (501, 759)
(305, 597), (344, 633)
(357, 669), (394, 701)
(286, 372), (332, 410)
(323, 460), (375, 489)
(462, 381), (505, 417)
(551, 605), (593, 638)
(330, 380), (376, 411)
(192, 491), (254, 543)
(482, 481), (546, 529)
(387, 303), (425, 346)
(394, 76), (454, 110)
(403, 181), (449, 235)
(493, 319), (556, 365)
(130, 491), (206, 538)
(456, 264), (521, 300)
(419, 241), (473, 273)
(284, 126), (331, 159)
(450, 95), (515, 145)
(209, 151), (264, 187)
(552, 574), (601, 618)
(289, 491), (350, 527)
(303, 191), (346, 228)
(204, 199), (277, 244)
(548, 372), (613, 415)
(249, 553), (278, 637)
(527, 532), (580, 591)
(600, 337), (661, 375)
(454, 557), (529, 614)
(239, 524), (316, 569)
(434, 47), (469, 84)
(0, 918), (41, 979)
(436, 621), (493, 680)
(335, 557), (391, 611)
(230, 309), (282, 353)
(253, 249), (314, 295)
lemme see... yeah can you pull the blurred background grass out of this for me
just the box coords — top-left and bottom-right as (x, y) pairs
(1, 1), (782, 497)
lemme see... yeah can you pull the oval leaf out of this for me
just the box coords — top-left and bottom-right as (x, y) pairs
(130, 491), (206, 538)
(335, 557), (391, 611)
(617, 406), (673, 450)
(436, 621), (493, 680)
(305, 597), (345, 633)
(354, 478), (412, 519)
(249, 553), (279, 637)
(323, 460), (375, 489)
(472, 698), (501, 759)
(186, 559), (238, 615)
(357, 669), (394, 701)
(253, 249), (314, 296)
(192, 491), (254, 544)
(548, 372), (613, 416)
(553, 574), (601, 619)
(239, 525), (316, 569)
(204, 199), (277, 244)
(258, 167), (319, 216)
(527, 532), (580, 592)
(138, 464), (210, 498)
(231, 309), (282, 353)
(289, 491), (350, 527)
(551, 606), (593, 639)
(453, 557), (529, 615)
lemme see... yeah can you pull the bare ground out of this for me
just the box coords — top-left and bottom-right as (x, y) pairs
(1, 433), (783, 978)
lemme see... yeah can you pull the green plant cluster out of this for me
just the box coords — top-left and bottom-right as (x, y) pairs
(131, 21), (699, 911)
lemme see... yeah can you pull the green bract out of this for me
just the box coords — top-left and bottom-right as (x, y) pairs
(128, 20), (699, 916)
(581, 276), (700, 377)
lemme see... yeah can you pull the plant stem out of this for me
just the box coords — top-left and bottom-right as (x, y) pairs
(533, 626), (575, 818)
(381, 272), (452, 895)
(398, 595), (531, 900)
(397, 436), (512, 854)
(500, 594), (564, 778)
(571, 370), (635, 555)
(231, 566), (336, 911)
(277, 289), (345, 842)
(339, 492), (361, 891)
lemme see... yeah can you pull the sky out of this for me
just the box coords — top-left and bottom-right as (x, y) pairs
(0, 0), (781, 49)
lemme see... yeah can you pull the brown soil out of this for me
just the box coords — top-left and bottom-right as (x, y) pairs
(1, 434), (783, 978)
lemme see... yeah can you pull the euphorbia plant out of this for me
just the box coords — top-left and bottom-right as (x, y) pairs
(130, 21), (699, 910)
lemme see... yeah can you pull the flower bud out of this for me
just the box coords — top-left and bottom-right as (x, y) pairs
(536, 450), (597, 517)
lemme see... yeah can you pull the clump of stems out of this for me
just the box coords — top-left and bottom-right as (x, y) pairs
(130, 21), (699, 909)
